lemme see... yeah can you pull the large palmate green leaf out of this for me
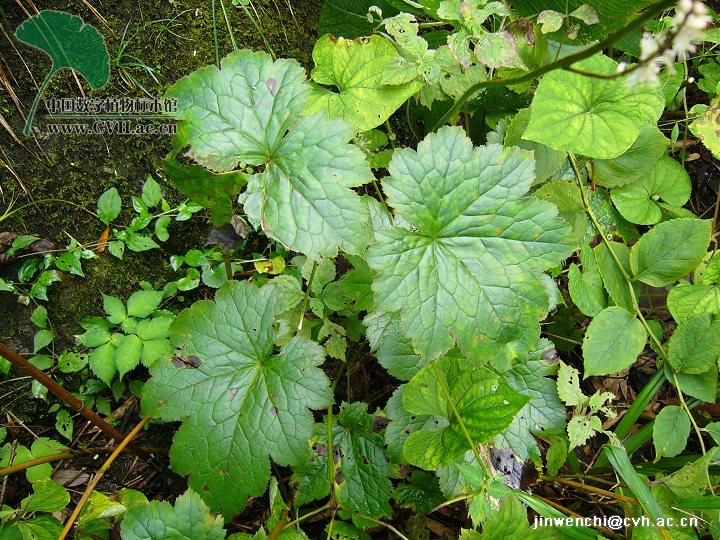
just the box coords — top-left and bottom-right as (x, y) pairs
(305, 35), (422, 132)
(630, 219), (712, 287)
(610, 156), (691, 225)
(121, 489), (225, 540)
(401, 356), (530, 469)
(16, 10), (109, 135)
(366, 127), (575, 362)
(142, 281), (332, 517)
(523, 55), (662, 159)
(165, 50), (373, 259)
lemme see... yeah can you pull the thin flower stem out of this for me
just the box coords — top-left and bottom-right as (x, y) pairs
(432, 0), (676, 131)
(58, 416), (151, 540)
(298, 261), (317, 331)
(671, 372), (713, 491)
(339, 508), (411, 540)
(569, 153), (668, 360)
(282, 503), (330, 529)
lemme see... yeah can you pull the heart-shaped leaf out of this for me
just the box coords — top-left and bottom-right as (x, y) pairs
(523, 54), (662, 159)
(594, 124), (668, 188)
(610, 156), (691, 225)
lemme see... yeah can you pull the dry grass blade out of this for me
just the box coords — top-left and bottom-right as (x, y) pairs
(284, 0), (298, 28)
(0, 113), (21, 145)
(0, 20), (38, 89)
(57, 416), (152, 540)
(80, 0), (117, 37)
(12, 0), (32, 19)
(271, 0), (290, 45)
(0, 62), (23, 119)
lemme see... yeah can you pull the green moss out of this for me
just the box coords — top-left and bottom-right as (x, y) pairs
(0, 0), (321, 415)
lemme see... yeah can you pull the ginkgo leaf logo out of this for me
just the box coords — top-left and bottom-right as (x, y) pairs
(16, 10), (110, 136)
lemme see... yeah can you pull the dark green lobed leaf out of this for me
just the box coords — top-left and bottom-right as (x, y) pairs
(142, 280), (332, 517)
(367, 126), (575, 362)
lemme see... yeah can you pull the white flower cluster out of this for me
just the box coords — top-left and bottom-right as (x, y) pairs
(618, 0), (711, 86)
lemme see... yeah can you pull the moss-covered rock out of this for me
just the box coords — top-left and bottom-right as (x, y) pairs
(0, 0), (321, 418)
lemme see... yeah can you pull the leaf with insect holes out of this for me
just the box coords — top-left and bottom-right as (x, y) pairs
(141, 280), (332, 517)
(293, 402), (397, 525)
(121, 489), (225, 540)
(306, 35), (423, 132)
(385, 384), (441, 465)
(366, 127), (575, 362)
(16, 10), (109, 135)
(166, 49), (373, 260)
